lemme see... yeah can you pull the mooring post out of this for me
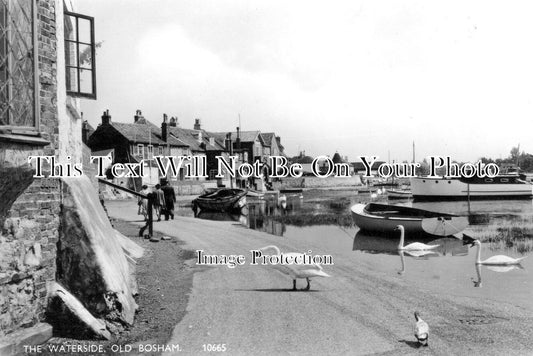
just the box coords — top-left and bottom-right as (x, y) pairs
(147, 192), (154, 237)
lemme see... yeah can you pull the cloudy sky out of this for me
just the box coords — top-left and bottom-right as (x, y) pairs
(73, 0), (533, 162)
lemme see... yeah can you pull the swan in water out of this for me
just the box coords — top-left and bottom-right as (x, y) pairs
(472, 240), (527, 266)
(395, 225), (440, 251)
(414, 311), (430, 347)
(258, 245), (330, 291)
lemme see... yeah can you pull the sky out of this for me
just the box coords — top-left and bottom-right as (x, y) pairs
(72, 0), (533, 163)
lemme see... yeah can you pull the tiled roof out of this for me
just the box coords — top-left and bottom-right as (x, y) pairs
(111, 122), (166, 145)
(261, 132), (275, 146)
(211, 130), (263, 144)
(104, 120), (189, 147)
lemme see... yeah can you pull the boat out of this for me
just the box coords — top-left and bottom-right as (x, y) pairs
(350, 203), (468, 236)
(387, 189), (413, 199)
(193, 188), (247, 212)
(410, 175), (533, 201)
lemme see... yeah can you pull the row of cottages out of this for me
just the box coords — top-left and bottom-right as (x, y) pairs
(87, 111), (286, 190)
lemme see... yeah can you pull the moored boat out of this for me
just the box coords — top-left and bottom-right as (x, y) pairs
(387, 189), (413, 199)
(193, 188), (247, 212)
(410, 175), (533, 201)
(350, 203), (468, 236)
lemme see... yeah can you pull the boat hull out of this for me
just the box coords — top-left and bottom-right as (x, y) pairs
(193, 189), (247, 212)
(387, 189), (412, 199)
(350, 203), (467, 236)
(410, 176), (533, 201)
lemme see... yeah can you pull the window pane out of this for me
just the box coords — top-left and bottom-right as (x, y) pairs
(67, 67), (78, 92)
(78, 17), (91, 44)
(79, 68), (93, 94)
(78, 43), (92, 69)
(64, 14), (76, 41)
(65, 40), (77, 66)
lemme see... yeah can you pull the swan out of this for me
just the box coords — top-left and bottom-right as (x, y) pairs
(414, 311), (429, 347)
(258, 245), (330, 291)
(472, 240), (527, 266)
(395, 225), (440, 251)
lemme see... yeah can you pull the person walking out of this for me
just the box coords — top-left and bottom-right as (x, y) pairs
(161, 179), (176, 220)
(138, 185), (150, 220)
(153, 184), (166, 222)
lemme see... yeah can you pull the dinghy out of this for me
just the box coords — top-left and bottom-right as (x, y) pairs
(350, 203), (468, 236)
(193, 188), (247, 212)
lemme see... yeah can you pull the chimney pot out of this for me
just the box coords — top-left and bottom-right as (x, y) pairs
(169, 117), (177, 127)
(194, 118), (201, 130)
(102, 110), (111, 125)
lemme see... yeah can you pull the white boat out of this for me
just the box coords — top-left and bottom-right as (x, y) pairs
(410, 175), (533, 201)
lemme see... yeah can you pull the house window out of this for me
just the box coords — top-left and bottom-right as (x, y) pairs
(0, 0), (39, 131)
(64, 11), (96, 99)
(209, 169), (217, 180)
(158, 146), (163, 155)
(137, 144), (143, 157)
(147, 144), (153, 159)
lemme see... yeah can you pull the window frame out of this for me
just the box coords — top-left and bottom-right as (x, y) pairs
(64, 10), (96, 99)
(136, 144), (144, 158)
(0, 0), (40, 134)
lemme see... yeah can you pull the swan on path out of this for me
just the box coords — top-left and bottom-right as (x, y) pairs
(258, 245), (330, 291)
(472, 240), (527, 266)
(414, 311), (429, 347)
(395, 225), (440, 251)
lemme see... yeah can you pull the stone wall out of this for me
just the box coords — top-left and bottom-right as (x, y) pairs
(0, 177), (60, 337)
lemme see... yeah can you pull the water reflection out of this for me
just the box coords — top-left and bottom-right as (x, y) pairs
(472, 263), (525, 288)
(352, 230), (469, 257)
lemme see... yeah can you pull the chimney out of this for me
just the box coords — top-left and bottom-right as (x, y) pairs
(134, 109), (142, 123)
(235, 126), (241, 149)
(134, 109), (147, 124)
(102, 109), (111, 125)
(276, 136), (281, 145)
(82, 120), (90, 143)
(169, 116), (178, 127)
(225, 133), (233, 154)
(194, 118), (201, 130)
(162, 114), (168, 142)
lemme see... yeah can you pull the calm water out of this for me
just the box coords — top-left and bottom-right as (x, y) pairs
(185, 189), (533, 310)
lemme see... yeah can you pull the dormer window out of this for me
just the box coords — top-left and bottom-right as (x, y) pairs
(64, 10), (96, 99)
(209, 137), (215, 146)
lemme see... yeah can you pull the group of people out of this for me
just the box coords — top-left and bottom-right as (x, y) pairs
(138, 179), (176, 221)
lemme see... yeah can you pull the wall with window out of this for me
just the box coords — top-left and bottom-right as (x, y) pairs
(0, 0), (92, 346)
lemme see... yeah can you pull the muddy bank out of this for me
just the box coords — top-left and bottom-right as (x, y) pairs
(39, 219), (196, 355)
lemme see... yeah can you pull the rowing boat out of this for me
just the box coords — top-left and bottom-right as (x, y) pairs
(350, 203), (468, 236)
(193, 188), (247, 212)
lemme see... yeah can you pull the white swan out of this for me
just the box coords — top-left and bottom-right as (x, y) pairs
(414, 311), (429, 347)
(395, 225), (440, 251)
(473, 240), (527, 266)
(258, 245), (330, 291)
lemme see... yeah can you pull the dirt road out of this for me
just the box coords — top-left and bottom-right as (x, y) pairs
(107, 200), (533, 356)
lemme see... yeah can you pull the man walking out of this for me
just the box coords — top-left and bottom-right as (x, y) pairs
(161, 179), (176, 220)
(153, 184), (166, 221)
